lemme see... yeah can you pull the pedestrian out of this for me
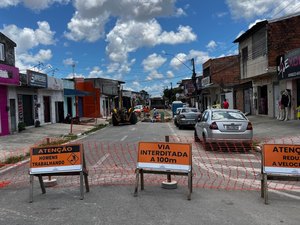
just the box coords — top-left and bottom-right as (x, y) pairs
(281, 89), (291, 121)
(223, 99), (229, 109)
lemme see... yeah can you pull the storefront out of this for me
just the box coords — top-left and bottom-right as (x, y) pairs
(0, 64), (19, 136)
(277, 48), (300, 120)
(16, 70), (48, 127)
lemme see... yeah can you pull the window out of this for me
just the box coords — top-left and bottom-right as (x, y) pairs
(252, 27), (266, 59)
(241, 47), (248, 78)
(0, 43), (4, 61)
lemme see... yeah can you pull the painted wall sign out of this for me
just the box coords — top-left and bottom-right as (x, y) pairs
(27, 70), (47, 88)
(0, 64), (19, 86)
(137, 142), (192, 172)
(29, 144), (83, 174)
(277, 48), (300, 80)
(263, 144), (300, 175)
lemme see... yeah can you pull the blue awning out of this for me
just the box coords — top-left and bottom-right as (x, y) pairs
(64, 89), (92, 96)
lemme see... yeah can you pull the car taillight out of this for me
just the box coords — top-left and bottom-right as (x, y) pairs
(247, 122), (253, 130)
(209, 122), (218, 130)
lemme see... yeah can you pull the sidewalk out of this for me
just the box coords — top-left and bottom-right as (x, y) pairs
(0, 118), (110, 163)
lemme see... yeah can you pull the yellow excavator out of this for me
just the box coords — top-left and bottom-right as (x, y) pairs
(111, 91), (137, 126)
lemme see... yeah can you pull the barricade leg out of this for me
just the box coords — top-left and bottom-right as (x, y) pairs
(140, 169), (144, 190)
(263, 174), (268, 204)
(134, 169), (139, 197)
(38, 175), (46, 194)
(29, 175), (34, 203)
(187, 171), (192, 200)
(80, 171), (84, 200)
(261, 175), (264, 198)
(84, 173), (90, 193)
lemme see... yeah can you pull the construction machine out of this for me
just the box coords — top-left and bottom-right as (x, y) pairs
(111, 86), (137, 126)
(112, 107), (137, 126)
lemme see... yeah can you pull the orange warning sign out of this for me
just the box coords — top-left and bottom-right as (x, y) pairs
(263, 144), (300, 174)
(30, 144), (83, 174)
(137, 142), (192, 171)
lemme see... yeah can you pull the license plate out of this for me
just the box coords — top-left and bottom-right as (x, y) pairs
(227, 125), (238, 130)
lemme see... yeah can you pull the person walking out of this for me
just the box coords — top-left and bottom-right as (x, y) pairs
(281, 89), (291, 121)
(223, 99), (229, 109)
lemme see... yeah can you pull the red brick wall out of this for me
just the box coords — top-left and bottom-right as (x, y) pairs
(205, 55), (240, 87)
(268, 15), (300, 67)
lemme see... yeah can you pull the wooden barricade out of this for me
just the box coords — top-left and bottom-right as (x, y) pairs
(134, 140), (192, 200)
(29, 144), (89, 202)
(261, 144), (300, 204)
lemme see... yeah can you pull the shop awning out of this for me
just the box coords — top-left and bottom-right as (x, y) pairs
(64, 89), (92, 96)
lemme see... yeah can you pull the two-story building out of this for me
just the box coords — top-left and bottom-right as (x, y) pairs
(234, 13), (300, 119)
(201, 55), (241, 111)
(0, 32), (20, 135)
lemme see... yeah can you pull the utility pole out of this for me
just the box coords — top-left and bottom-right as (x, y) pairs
(72, 63), (75, 79)
(191, 58), (198, 108)
(170, 82), (173, 103)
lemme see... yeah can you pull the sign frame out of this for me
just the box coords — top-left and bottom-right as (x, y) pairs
(29, 144), (89, 202)
(261, 144), (300, 204)
(134, 140), (193, 200)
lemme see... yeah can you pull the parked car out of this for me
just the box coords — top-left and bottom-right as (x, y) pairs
(133, 105), (144, 116)
(194, 109), (253, 151)
(174, 107), (184, 126)
(176, 107), (201, 129)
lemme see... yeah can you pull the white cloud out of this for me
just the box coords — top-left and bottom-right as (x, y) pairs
(63, 58), (77, 66)
(143, 83), (164, 96)
(169, 50), (210, 72)
(166, 70), (174, 78)
(142, 53), (166, 71)
(74, 0), (176, 21)
(206, 40), (217, 51)
(0, 0), (19, 8)
(64, 11), (109, 42)
(88, 66), (104, 78)
(0, 0), (70, 10)
(106, 19), (196, 62)
(1, 21), (56, 69)
(146, 70), (164, 81)
(226, 0), (300, 20)
(1, 21), (56, 54)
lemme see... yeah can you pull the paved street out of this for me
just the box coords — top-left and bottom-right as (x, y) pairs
(0, 116), (300, 225)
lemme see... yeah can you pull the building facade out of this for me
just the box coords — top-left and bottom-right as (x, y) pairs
(234, 13), (300, 119)
(0, 32), (20, 136)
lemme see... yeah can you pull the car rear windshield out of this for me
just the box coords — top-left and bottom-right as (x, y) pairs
(211, 111), (246, 120)
(181, 108), (198, 113)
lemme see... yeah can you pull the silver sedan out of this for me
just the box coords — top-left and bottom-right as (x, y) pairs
(194, 109), (253, 151)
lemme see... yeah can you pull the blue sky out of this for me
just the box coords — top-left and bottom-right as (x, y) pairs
(1, 0), (300, 96)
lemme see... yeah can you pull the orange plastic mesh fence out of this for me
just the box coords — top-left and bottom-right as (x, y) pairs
(1, 136), (300, 192)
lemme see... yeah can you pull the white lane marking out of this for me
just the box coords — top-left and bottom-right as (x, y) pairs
(121, 135), (128, 141)
(130, 127), (136, 131)
(194, 159), (300, 198)
(167, 123), (180, 142)
(92, 153), (110, 168)
(193, 156), (260, 163)
(196, 163), (261, 173)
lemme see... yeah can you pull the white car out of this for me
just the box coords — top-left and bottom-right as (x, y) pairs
(194, 109), (253, 151)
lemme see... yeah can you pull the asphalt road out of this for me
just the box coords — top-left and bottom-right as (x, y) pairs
(0, 121), (300, 225)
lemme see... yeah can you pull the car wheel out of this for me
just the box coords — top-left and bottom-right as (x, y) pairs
(194, 130), (200, 142)
(202, 135), (210, 151)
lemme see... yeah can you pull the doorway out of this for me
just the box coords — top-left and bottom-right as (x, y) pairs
(22, 95), (34, 126)
(9, 99), (16, 133)
(258, 85), (268, 115)
(43, 96), (51, 123)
